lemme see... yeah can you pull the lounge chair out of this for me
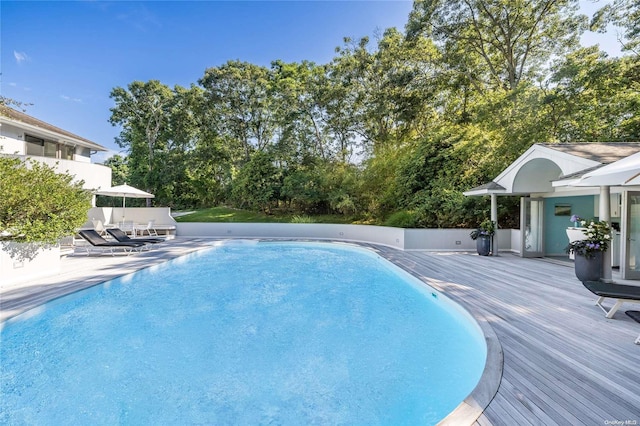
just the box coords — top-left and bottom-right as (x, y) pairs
(581, 280), (640, 319)
(77, 229), (148, 255)
(106, 227), (164, 244)
(134, 220), (158, 236)
(92, 219), (107, 236)
(624, 311), (640, 345)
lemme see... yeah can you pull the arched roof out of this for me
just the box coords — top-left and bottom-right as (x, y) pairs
(464, 143), (640, 196)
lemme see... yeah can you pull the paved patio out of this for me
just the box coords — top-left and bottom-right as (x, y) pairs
(1, 239), (639, 425)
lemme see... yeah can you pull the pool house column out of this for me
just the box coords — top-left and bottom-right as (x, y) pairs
(599, 186), (613, 282)
(491, 193), (499, 256)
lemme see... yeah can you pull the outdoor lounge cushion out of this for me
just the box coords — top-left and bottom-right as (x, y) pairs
(78, 229), (147, 255)
(581, 280), (640, 319)
(106, 227), (164, 244)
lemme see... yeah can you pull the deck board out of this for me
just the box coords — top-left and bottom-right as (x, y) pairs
(2, 241), (639, 424)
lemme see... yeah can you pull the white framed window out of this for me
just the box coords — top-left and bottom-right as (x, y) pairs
(25, 135), (44, 156)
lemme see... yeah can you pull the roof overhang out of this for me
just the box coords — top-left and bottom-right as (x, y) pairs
(465, 144), (606, 196)
(0, 107), (107, 152)
(463, 182), (506, 196)
(492, 144), (600, 193)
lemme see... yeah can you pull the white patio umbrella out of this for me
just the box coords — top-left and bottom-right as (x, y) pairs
(575, 151), (640, 186)
(95, 183), (154, 222)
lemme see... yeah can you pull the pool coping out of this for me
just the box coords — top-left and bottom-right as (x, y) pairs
(1, 238), (503, 424)
(364, 243), (503, 425)
(436, 307), (503, 425)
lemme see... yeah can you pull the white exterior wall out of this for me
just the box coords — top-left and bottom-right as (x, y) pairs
(0, 243), (61, 288)
(177, 223), (405, 249)
(405, 229), (475, 251)
(1, 123), (92, 162)
(510, 229), (521, 254)
(176, 223), (518, 252)
(75, 147), (92, 162)
(0, 124), (25, 154)
(1, 121), (109, 190)
(4, 154), (111, 191)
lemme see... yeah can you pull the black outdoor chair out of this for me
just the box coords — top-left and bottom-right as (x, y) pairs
(581, 280), (640, 319)
(106, 227), (164, 244)
(78, 229), (148, 255)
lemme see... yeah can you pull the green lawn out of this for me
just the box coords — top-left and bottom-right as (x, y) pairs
(174, 206), (362, 224)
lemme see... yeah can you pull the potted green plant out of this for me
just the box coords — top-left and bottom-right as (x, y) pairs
(565, 220), (611, 282)
(470, 219), (495, 256)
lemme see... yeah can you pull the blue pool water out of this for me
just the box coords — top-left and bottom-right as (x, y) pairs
(1, 242), (486, 425)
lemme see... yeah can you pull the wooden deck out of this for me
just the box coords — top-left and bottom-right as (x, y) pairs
(2, 240), (639, 424)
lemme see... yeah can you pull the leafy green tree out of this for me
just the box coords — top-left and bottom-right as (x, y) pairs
(271, 60), (334, 161)
(189, 84), (234, 207)
(199, 61), (278, 164)
(323, 162), (361, 216)
(102, 0), (639, 227)
(281, 162), (327, 212)
(591, 0), (639, 53)
(103, 154), (128, 186)
(407, 0), (586, 92)
(97, 154), (129, 207)
(544, 47), (640, 141)
(157, 85), (203, 208)
(0, 157), (91, 244)
(231, 151), (281, 213)
(109, 80), (175, 205)
(330, 29), (439, 154)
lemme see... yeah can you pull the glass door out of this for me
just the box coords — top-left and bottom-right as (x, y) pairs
(621, 191), (640, 279)
(521, 197), (544, 257)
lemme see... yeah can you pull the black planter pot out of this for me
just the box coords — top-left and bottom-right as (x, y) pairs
(476, 235), (491, 256)
(574, 251), (603, 282)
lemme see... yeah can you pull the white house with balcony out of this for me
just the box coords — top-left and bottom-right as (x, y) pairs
(1, 105), (113, 286)
(0, 105), (112, 192)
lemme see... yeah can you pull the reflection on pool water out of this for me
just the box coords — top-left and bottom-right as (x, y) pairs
(0, 242), (486, 425)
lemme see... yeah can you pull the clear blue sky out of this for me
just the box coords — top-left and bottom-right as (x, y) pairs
(1, 1), (623, 163)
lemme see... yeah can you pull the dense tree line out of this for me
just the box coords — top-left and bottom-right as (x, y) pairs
(107, 0), (639, 228)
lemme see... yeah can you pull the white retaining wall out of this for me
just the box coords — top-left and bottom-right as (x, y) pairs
(85, 207), (177, 227)
(176, 223), (517, 252)
(0, 243), (61, 288)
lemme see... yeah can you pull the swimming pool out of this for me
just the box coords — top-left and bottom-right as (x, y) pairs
(0, 241), (486, 424)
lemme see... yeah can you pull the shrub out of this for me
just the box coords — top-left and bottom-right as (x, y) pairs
(469, 218), (496, 240)
(384, 211), (418, 228)
(0, 157), (91, 244)
(290, 215), (315, 223)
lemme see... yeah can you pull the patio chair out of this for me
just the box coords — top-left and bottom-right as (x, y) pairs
(106, 227), (164, 244)
(581, 280), (640, 319)
(119, 221), (135, 235)
(135, 220), (158, 237)
(624, 311), (640, 345)
(77, 229), (148, 255)
(93, 219), (107, 236)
